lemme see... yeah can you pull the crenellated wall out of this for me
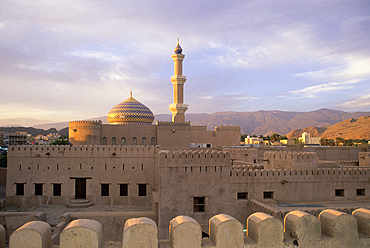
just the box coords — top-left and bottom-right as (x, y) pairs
(359, 152), (370, 167)
(7, 145), (158, 206)
(255, 146), (367, 161)
(7, 209), (370, 247)
(223, 147), (259, 163)
(264, 151), (317, 169)
(158, 150), (230, 167)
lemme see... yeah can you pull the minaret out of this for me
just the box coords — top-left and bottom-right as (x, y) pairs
(169, 39), (188, 123)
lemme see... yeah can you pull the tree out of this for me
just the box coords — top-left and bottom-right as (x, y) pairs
(240, 134), (248, 141)
(270, 133), (281, 141)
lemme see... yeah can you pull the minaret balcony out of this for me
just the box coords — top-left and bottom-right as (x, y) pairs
(169, 103), (189, 108)
(171, 75), (187, 83)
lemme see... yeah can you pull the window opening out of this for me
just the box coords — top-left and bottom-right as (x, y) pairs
(101, 184), (109, 196)
(193, 197), (205, 212)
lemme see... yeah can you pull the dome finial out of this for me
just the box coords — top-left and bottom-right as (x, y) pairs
(130, 91), (132, 98)
(174, 38), (182, 54)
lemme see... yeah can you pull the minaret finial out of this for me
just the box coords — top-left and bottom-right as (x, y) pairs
(174, 39), (182, 54)
(130, 91), (132, 97)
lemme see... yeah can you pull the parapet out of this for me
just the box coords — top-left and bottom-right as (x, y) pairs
(69, 120), (102, 125)
(264, 151), (317, 169)
(9, 209), (370, 247)
(158, 149), (230, 167)
(156, 121), (190, 126)
(8, 144), (157, 158)
(214, 126), (240, 131)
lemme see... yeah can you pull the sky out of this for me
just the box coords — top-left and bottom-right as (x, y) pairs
(1, 0), (370, 123)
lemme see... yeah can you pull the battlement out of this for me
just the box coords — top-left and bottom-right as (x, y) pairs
(158, 149), (230, 167)
(7, 209), (370, 247)
(8, 144), (157, 158)
(264, 151), (317, 169)
(229, 167), (370, 183)
(156, 121), (190, 126)
(214, 125), (240, 131)
(69, 120), (102, 125)
(231, 162), (264, 171)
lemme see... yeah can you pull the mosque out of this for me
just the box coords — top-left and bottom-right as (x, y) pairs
(68, 40), (240, 149)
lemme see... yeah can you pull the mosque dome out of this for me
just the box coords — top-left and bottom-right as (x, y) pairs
(107, 92), (154, 125)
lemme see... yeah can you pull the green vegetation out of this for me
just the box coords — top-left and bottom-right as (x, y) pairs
(241, 133), (287, 141)
(320, 138), (369, 146)
(50, 136), (69, 146)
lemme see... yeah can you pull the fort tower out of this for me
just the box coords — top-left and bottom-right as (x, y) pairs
(169, 39), (188, 123)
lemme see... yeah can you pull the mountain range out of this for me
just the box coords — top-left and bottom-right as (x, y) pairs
(286, 115), (370, 140)
(1, 109), (369, 137)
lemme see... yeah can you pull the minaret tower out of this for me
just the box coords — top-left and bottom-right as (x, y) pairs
(169, 39), (188, 123)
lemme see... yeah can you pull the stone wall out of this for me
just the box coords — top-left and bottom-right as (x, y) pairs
(157, 149), (370, 239)
(264, 151), (317, 169)
(359, 152), (370, 167)
(256, 146), (367, 161)
(7, 145), (158, 206)
(6, 209), (370, 247)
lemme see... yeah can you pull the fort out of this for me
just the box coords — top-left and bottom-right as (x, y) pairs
(3, 41), (370, 246)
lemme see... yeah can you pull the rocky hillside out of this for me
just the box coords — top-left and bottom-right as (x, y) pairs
(286, 116), (370, 139)
(2, 109), (370, 137)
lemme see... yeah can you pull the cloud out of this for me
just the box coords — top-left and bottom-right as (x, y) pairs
(295, 57), (370, 81)
(1, 0), (370, 121)
(337, 93), (370, 109)
(282, 79), (363, 98)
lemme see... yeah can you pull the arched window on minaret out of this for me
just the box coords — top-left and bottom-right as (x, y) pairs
(142, 137), (146, 146)
(132, 137), (137, 146)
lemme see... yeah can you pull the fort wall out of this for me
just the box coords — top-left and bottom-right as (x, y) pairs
(359, 152), (370, 167)
(7, 209), (370, 247)
(223, 147), (259, 163)
(156, 149), (370, 239)
(264, 151), (317, 169)
(255, 146), (366, 161)
(7, 145), (158, 206)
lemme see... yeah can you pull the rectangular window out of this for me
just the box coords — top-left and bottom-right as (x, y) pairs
(193, 197), (205, 212)
(357, 188), (366, 196)
(237, 192), (248, 200)
(16, 183), (24, 195)
(35, 184), (43, 196)
(101, 184), (109, 196)
(263, 191), (274, 199)
(335, 189), (344, 197)
(53, 184), (62, 196)
(138, 184), (147, 196)
(120, 184), (128, 196)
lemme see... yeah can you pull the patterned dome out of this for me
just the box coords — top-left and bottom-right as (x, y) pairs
(107, 92), (154, 125)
